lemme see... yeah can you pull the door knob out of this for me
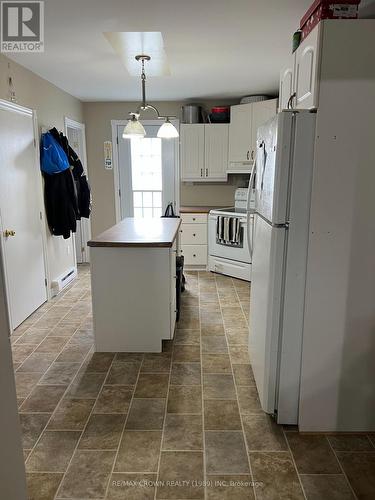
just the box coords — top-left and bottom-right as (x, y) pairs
(4, 229), (16, 237)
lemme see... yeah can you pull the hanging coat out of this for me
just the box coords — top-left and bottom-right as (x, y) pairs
(40, 132), (79, 239)
(49, 128), (91, 219)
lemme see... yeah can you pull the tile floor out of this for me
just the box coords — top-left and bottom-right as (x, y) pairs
(11, 265), (375, 499)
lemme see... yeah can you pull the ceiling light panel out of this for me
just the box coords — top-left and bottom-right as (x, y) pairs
(104, 31), (170, 76)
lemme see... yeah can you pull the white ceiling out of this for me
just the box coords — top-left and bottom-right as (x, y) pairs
(7, 0), (373, 102)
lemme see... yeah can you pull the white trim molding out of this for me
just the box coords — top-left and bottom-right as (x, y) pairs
(64, 116), (91, 264)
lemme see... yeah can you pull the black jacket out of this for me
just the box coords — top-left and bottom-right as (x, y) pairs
(49, 128), (91, 219)
(43, 168), (78, 239)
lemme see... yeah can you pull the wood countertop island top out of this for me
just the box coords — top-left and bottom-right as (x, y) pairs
(88, 217), (181, 248)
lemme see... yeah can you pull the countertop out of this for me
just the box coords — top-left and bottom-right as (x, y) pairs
(88, 218), (181, 248)
(179, 205), (229, 214)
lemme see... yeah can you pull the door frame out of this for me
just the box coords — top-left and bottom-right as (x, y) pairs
(64, 116), (91, 263)
(0, 99), (50, 322)
(111, 119), (180, 223)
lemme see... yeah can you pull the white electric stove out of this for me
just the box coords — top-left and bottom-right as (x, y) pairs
(208, 188), (255, 281)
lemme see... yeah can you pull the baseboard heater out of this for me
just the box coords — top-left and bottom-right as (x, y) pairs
(51, 267), (77, 297)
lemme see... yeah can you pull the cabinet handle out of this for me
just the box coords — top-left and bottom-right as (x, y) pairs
(247, 150), (250, 161)
(192, 217), (196, 221)
(251, 150), (254, 160)
(200, 168), (203, 177)
(206, 168), (208, 177)
(193, 233), (196, 237)
(193, 254), (196, 257)
(287, 92), (296, 110)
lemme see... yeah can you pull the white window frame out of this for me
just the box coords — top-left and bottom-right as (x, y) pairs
(111, 119), (180, 223)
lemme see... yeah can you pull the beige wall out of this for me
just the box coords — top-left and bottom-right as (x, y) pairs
(83, 100), (247, 236)
(0, 55), (83, 285)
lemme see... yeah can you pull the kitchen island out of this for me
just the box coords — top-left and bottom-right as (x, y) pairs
(88, 217), (181, 352)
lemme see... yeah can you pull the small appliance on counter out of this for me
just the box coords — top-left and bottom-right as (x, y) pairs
(208, 188), (255, 281)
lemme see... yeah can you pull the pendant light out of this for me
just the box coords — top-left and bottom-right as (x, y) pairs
(157, 117), (179, 138)
(122, 113), (146, 139)
(123, 55), (179, 139)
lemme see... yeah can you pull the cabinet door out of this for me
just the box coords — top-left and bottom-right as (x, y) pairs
(279, 56), (295, 111)
(180, 124), (204, 181)
(228, 103), (252, 164)
(251, 99), (278, 160)
(294, 26), (320, 109)
(204, 124), (228, 181)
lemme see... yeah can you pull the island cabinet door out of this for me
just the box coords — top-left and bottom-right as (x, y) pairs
(170, 240), (177, 337)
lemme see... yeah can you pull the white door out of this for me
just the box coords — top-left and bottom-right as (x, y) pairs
(248, 214), (286, 414)
(255, 112), (293, 225)
(180, 124), (204, 181)
(65, 120), (91, 264)
(204, 124), (228, 181)
(0, 102), (47, 329)
(117, 123), (178, 218)
(279, 56), (295, 111)
(295, 26), (320, 110)
(228, 103), (252, 164)
(251, 99), (278, 161)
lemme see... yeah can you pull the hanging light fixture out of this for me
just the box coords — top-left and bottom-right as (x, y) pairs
(122, 113), (146, 138)
(123, 54), (179, 140)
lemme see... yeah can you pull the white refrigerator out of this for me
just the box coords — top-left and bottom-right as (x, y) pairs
(247, 110), (316, 425)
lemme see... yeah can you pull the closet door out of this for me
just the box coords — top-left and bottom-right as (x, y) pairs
(0, 102), (47, 329)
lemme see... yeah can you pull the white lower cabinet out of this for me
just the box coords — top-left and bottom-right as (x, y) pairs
(180, 213), (208, 269)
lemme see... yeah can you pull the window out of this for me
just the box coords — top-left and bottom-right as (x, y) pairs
(131, 137), (162, 218)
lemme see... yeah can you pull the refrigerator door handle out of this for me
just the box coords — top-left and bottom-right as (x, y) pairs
(247, 161), (257, 258)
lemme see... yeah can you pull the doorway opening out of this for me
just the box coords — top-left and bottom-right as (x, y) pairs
(113, 120), (179, 221)
(64, 117), (91, 264)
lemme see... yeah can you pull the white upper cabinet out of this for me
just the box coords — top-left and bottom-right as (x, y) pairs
(180, 124), (228, 182)
(279, 56), (295, 111)
(180, 124), (205, 181)
(251, 99), (278, 154)
(228, 103), (252, 165)
(294, 26), (320, 109)
(204, 124), (228, 181)
(228, 100), (277, 170)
